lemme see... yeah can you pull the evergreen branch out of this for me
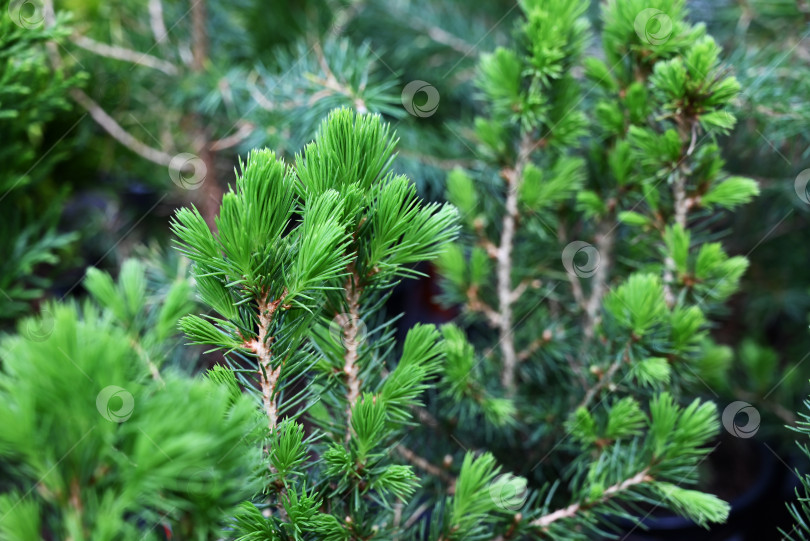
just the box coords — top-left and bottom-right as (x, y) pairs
(663, 254), (677, 308)
(672, 169), (688, 229)
(663, 211), (685, 311)
(209, 120), (255, 151)
(309, 42), (368, 114)
(148, 0), (169, 45)
(403, 501), (433, 530)
(466, 284), (500, 328)
(248, 290), (287, 431)
(497, 137), (533, 393)
(69, 88), (176, 167)
(475, 235), (498, 260)
(509, 278), (534, 304)
(517, 330), (551, 362)
(246, 71), (320, 113)
(664, 121), (699, 308)
(396, 445), (456, 490)
(530, 468), (653, 530)
(391, 8), (476, 56)
(584, 220), (615, 339)
(413, 405), (442, 430)
(190, 0), (208, 71)
(393, 500), (403, 538)
(579, 357), (622, 411)
(578, 342), (630, 411)
(41, 0), (178, 169)
(491, 515), (523, 541)
(342, 271), (363, 442)
(68, 476), (85, 537)
(70, 34), (178, 74)
(246, 71), (286, 111)
(475, 222), (499, 260)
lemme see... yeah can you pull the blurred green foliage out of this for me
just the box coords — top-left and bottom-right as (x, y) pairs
(0, 0), (84, 319)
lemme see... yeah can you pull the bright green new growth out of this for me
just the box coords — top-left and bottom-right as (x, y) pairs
(0, 0), (770, 536)
(432, 0), (757, 538)
(0, 261), (261, 540)
(171, 108), (481, 539)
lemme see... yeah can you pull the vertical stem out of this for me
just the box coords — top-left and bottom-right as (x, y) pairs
(497, 174), (519, 392)
(188, 0), (221, 227)
(664, 122), (696, 307)
(584, 220), (614, 338)
(664, 167), (689, 308)
(148, 0), (169, 45)
(498, 138), (532, 393)
(190, 0), (207, 71)
(253, 293), (284, 432)
(343, 272), (362, 441)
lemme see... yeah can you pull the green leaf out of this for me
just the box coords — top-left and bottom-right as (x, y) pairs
(664, 224), (691, 275)
(270, 420), (308, 479)
(701, 176), (759, 209)
(447, 168), (479, 220)
(608, 140), (634, 185)
(604, 273), (667, 337)
(605, 397), (645, 440)
(436, 243), (466, 289)
(0, 493), (40, 541)
(568, 406), (597, 445)
(368, 465), (419, 502)
(618, 211), (651, 227)
(631, 357), (671, 389)
(652, 482), (730, 527)
(583, 57), (618, 91)
(446, 452), (502, 537)
(469, 246), (491, 286)
(669, 305), (706, 352)
(350, 394), (387, 460)
(576, 190), (606, 218)
(179, 315), (243, 351)
(478, 47), (523, 112)
(84, 266), (126, 322)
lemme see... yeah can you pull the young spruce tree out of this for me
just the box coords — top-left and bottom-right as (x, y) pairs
(0, 2), (765, 537)
(171, 108), (464, 538)
(429, 0), (758, 538)
(0, 259), (260, 539)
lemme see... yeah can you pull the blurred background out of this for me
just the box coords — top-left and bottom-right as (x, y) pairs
(2, 0), (809, 537)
